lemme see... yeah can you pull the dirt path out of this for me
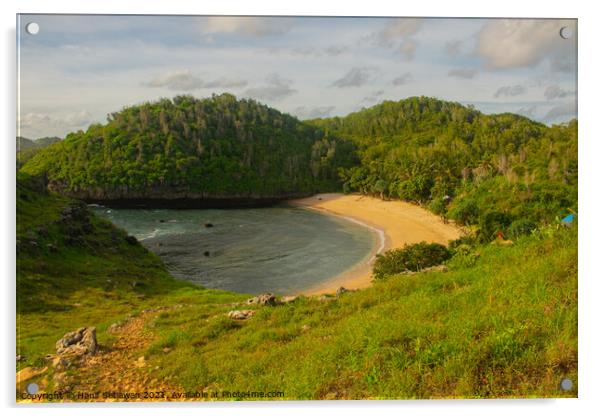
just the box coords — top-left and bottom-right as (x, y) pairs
(68, 309), (184, 402)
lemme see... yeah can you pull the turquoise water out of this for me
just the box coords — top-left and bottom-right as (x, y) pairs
(92, 205), (374, 295)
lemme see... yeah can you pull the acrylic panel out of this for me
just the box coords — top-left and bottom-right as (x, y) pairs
(16, 14), (577, 402)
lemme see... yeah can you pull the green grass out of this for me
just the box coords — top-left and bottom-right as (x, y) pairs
(16, 174), (249, 371)
(142, 225), (577, 399)
(16, 173), (577, 399)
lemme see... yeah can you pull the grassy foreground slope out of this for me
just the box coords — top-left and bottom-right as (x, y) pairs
(129, 225), (576, 399)
(16, 173), (246, 373)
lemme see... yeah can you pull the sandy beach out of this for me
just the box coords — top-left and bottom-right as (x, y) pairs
(290, 193), (463, 295)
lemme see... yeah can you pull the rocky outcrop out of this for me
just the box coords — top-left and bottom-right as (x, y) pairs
(336, 287), (348, 296)
(16, 366), (47, 384)
(47, 182), (311, 209)
(398, 264), (449, 276)
(54, 201), (94, 247)
(280, 296), (298, 304)
(246, 293), (278, 306)
(55, 327), (97, 357)
(228, 310), (255, 320)
(39, 327), (99, 392)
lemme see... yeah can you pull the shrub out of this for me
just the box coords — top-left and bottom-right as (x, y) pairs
(342, 182), (352, 194)
(477, 211), (513, 243)
(448, 234), (478, 250)
(448, 244), (479, 269)
(428, 198), (447, 216)
(508, 219), (537, 239)
(373, 242), (451, 279)
(397, 175), (434, 202)
(372, 179), (388, 198)
(448, 198), (480, 225)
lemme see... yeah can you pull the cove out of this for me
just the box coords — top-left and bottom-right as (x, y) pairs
(92, 205), (375, 295)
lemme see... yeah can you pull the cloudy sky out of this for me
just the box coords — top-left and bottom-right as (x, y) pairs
(17, 15), (577, 139)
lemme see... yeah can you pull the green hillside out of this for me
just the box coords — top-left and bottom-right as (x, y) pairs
(21, 94), (356, 205)
(17, 136), (38, 151)
(16, 173), (242, 370)
(310, 97), (577, 241)
(16, 136), (62, 169)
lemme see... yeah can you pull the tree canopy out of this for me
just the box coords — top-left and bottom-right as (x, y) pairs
(310, 96), (577, 239)
(21, 94), (357, 201)
(21, 94), (577, 239)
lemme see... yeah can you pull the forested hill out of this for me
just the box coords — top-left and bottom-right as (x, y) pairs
(310, 97), (577, 240)
(20, 94), (577, 234)
(21, 94), (356, 207)
(16, 136), (62, 169)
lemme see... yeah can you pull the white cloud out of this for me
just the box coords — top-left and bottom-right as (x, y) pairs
(363, 90), (385, 103)
(203, 77), (248, 89)
(516, 105), (538, 118)
(146, 70), (248, 91)
(244, 74), (297, 101)
(396, 39), (418, 60)
(544, 84), (574, 100)
(325, 46), (348, 56)
(544, 102), (577, 122)
(445, 40), (463, 57)
(19, 110), (93, 138)
(448, 68), (477, 79)
(147, 69), (204, 90)
(368, 18), (423, 60)
(377, 18), (422, 45)
(268, 45), (349, 59)
(392, 72), (412, 86)
(476, 19), (576, 71)
(293, 105), (336, 119)
(20, 110), (92, 129)
(18, 15), (578, 136)
(201, 16), (293, 37)
(494, 85), (526, 98)
(332, 67), (375, 88)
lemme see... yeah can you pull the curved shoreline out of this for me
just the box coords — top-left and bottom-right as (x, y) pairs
(334, 214), (386, 262)
(289, 193), (463, 295)
(295, 206), (388, 295)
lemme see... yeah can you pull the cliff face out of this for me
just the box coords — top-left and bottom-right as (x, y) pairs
(21, 94), (357, 205)
(47, 181), (312, 208)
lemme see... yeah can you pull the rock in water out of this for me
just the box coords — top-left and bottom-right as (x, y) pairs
(55, 327), (97, 357)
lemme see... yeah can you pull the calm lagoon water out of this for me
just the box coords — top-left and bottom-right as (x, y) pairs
(92, 205), (374, 295)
